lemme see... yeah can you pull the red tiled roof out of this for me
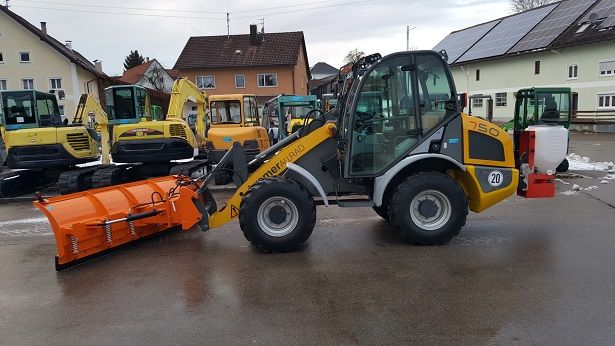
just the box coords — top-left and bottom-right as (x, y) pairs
(174, 31), (308, 70)
(0, 5), (108, 79)
(119, 60), (155, 84)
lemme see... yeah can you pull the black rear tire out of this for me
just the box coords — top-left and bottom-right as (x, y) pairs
(390, 172), (467, 245)
(373, 204), (390, 221)
(239, 177), (316, 252)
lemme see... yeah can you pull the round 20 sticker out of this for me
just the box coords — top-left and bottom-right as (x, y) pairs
(488, 170), (504, 187)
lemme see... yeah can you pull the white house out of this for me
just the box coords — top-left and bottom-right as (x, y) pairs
(433, 0), (615, 129)
(0, 5), (112, 116)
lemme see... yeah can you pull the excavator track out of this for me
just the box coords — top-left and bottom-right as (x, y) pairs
(0, 169), (57, 197)
(169, 160), (209, 177)
(57, 165), (114, 195)
(92, 165), (141, 189)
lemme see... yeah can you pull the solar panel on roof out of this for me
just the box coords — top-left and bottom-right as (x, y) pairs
(510, 0), (596, 53)
(432, 20), (501, 63)
(582, 0), (615, 21)
(457, 4), (557, 63)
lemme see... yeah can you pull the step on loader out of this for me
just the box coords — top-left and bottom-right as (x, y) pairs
(34, 51), (563, 270)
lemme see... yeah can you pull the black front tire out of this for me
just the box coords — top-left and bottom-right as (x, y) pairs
(556, 158), (569, 173)
(239, 177), (316, 252)
(390, 172), (467, 245)
(214, 170), (231, 185)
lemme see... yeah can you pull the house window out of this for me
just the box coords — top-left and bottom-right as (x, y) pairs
(599, 60), (615, 76)
(475, 69), (480, 81)
(257, 73), (278, 87)
(598, 94), (615, 109)
(0, 52), (4, 63)
(22, 78), (34, 90)
(235, 74), (245, 88)
(495, 92), (507, 107)
(567, 64), (578, 79)
(534, 61), (540, 75)
(0, 79), (7, 90)
(196, 75), (215, 89)
(19, 52), (31, 63)
(472, 98), (483, 108)
(50, 78), (62, 90)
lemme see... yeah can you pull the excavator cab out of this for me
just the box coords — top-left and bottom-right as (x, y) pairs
(104, 85), (151, 125)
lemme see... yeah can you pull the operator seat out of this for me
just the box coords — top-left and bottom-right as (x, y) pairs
(541, 96), (560, 121)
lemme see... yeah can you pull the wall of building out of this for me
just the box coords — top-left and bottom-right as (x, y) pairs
(0, 11), (99, 117)
(293, 50), (310, 96)
(177, 64), (307, 101)
(450, 41), (615, 121)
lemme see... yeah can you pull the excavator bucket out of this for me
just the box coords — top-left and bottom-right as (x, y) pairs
(34, 176), (204, 270)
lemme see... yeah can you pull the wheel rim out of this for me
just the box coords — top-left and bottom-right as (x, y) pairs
(257, 196), (299, 237)
(409, 189), (452, 231)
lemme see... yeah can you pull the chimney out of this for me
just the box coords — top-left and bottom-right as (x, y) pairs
(65, 40), (72, 50)
(250, 24), (258, 45)
(94, 61), (103, 73)
(40, 22), (47, 34)
(146, 57), (150, 62)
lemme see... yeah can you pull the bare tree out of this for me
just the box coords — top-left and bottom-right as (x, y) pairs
(344, 49), (365, 64)
(144, 64), (168, 93)
(511, 0), (556, 13)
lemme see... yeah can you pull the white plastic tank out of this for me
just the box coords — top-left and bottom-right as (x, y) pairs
(527, 125), (568, 174)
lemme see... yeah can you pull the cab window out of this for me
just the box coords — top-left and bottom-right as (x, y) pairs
(243, 97), (259, 126)
(210, 100), (242, 124)
(349, 55), (417, 175)
(1, 91), (36, 125)
(415, 53), (457, 134)
(106, 88), (135, 120)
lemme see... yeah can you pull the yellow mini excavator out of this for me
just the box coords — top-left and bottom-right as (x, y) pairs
(35, 51), (563, 270)
(0, 90), (101, 197)
(57, 79), (209, 193)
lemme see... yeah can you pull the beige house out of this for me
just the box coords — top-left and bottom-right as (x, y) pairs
(0, 5), (111, 116)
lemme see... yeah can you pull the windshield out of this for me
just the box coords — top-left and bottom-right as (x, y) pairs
(105, 88), (136, 120)
(35, 92), (60, 117)
(535, 92), (570, 125)
(1, 91), (37, 126)
(210, 100), (242, 124)
(281, 102), (315, 119)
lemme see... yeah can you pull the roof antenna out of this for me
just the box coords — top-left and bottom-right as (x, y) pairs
(589, 13), (599, 24)
(5, 0), (10, 8)
(226, 12), (230, 39)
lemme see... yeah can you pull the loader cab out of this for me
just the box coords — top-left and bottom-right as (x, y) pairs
(513, 88), (572, 131)
(104, 85), (152, 125)
(264, 95), (319, 140)
(339, 51), (458, 178)
(208, 94), (260, 128)
(0, 90), (63, 130)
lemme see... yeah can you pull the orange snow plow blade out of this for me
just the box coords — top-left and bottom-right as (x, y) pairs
(34, 176), (204, 270)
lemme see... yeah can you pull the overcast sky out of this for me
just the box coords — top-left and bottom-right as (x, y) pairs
(7, 0), (512, 76)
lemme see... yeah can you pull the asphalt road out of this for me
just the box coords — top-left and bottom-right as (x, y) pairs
(0, 133), (614, 345)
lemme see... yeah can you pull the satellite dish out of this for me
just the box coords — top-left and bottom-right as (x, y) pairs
(589, 13), (599, 24)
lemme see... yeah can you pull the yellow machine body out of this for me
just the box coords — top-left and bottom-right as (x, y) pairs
(207, 94), (270, 162)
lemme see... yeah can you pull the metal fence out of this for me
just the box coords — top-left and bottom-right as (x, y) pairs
(571, 110), (615, 124)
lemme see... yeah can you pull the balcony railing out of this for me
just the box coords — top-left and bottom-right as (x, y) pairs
(571, 110), (615, 124)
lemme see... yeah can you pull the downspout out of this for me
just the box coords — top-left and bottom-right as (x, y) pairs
(459, 65), (469, 94)
(291, 66), (296, 94)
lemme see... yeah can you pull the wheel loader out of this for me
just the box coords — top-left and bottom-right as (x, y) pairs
(205, 94), (270, 185)
(34, 50), (564, 270)
(0, 90), (101, 197)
